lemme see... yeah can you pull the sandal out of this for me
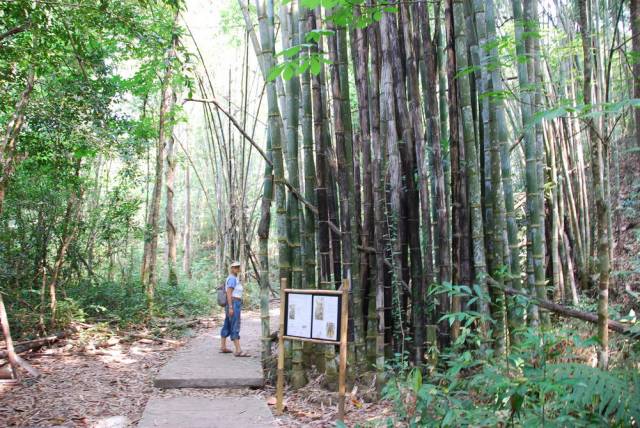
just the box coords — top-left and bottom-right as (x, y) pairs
(234, 351), (251, 357)
(219, 348), (233, 353)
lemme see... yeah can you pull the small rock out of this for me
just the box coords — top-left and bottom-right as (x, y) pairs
(91, 415), (130, 428)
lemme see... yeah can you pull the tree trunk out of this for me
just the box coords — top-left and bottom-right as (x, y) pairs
(299, 3), (317, 291)
(281, 2), (306, 389)
(183, 145), (192, 279)
(49, 162), (83, 327)
(445, 0), (470, 345)
(165, 90), (178, 287)
(252, 0), (288, 376)
(453, 0), (490, 323)
(309, 7), (338, 385)
(418, 0), (451, 314)
(352, 10), (374, 366)
(392, 2), (426, 364)
(379, 8), (407, 354)
(0, 293), (19, 380)
(141, 28), (178, 306)
(0, 68), (35, 216)
(327, 17), (360, 352)
(486, 0), (525, 342)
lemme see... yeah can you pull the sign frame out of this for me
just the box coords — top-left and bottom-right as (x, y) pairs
(283, 289), (343, 344)
(276, 278), (350, 421)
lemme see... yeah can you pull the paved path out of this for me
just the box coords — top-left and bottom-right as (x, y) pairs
(138, 396), (275, 428)
(138, 310), (276, 427)
(154, 318), (263, 388)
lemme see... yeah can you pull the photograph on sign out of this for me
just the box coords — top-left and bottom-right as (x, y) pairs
(285, 293), (313, 338)
(311, 295), (340, 341)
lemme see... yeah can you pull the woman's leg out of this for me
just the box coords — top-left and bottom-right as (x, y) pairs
(220, 305), (232, 351)
(231, 300), (245, 355)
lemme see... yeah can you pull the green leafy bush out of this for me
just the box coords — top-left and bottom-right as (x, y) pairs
(67, 278), (215, 326)
(383, 287), (640, 427)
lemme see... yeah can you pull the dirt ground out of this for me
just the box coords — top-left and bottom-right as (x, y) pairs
(0, 319), (203, 427)
(0, 312), (395, 428)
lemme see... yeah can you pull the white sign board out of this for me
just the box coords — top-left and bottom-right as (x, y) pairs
(285, 292), (341, 342)
(311, 295), (339, 341)
(285, 293), (312, 338)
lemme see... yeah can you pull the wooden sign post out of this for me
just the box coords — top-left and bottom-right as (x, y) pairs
(275, 278), (350, 421)
(276, 278), (286, 415)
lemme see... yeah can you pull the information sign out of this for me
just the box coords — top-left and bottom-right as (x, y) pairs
(284, 292), (342, 343)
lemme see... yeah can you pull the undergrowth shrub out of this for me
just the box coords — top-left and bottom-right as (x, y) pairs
(383, 285), (640, 427)
(66, 278), (215, 326)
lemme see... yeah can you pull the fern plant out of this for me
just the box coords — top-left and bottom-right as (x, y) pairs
(382, 285), (640, 427)
(546, 363), (640, 425)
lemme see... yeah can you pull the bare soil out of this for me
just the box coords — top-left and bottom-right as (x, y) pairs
(0, 312), (394, 427)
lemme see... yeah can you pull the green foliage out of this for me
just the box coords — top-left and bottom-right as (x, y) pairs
(0, 0), (198, 338)
(267, 50), (331, 81)
(383, 284), (640, 426)
(67, 278), (214, 326)
(268, 0), (398, 82)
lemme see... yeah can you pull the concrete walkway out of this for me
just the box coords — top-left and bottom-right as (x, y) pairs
(138, 311), (276, 427)
(138, 396), (275, 428)
(154, 323), (263, 388)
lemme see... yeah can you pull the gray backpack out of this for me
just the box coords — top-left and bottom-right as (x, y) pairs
(216, 280), (227, 307)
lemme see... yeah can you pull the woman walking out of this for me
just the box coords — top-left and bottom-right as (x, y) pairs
(220, 261), (250, 357)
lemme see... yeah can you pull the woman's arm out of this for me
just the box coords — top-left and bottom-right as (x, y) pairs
(226, 285), (235, 316)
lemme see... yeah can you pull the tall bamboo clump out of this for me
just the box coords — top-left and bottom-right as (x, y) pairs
(281, 1), (307, 389)
(249, 0), (289, 374)
(309, 7), (340, 386)
(298, 3), (317, 292)
(577, 0), (610, 369)
(485, 0), (524, 342)
(239, 0), (629, 386)
(510, 0), (548, 326)
(326, 11), (360, 343)
(452, 0), (490, 325)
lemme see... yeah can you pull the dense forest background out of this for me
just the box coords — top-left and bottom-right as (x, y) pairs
(2, 0), (640, 425)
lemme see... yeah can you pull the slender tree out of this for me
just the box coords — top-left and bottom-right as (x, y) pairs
(165, 90), (178, 287)
(141, 27), (178, 304)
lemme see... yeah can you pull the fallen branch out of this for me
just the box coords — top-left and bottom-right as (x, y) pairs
(160, 319), (200, 329)
(0, 331), (68, 358)
(487, 279), (637, 338)
(125, 333), (181, 345)
(184, 97), (343, 236)
(136, 346), (176, 353)
(14, 355), (39, 378)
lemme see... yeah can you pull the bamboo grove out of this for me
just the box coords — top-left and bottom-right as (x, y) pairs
(235, 0), (640, 385)
(1, 0), (639, 393)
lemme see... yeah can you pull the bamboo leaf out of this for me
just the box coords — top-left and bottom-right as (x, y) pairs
(282, 63), (296, 81)
(310, 57), (322, 75)
(305, 29), (334, 43)
(267, 63), (285, 82)
(278, 45), (302, 58)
